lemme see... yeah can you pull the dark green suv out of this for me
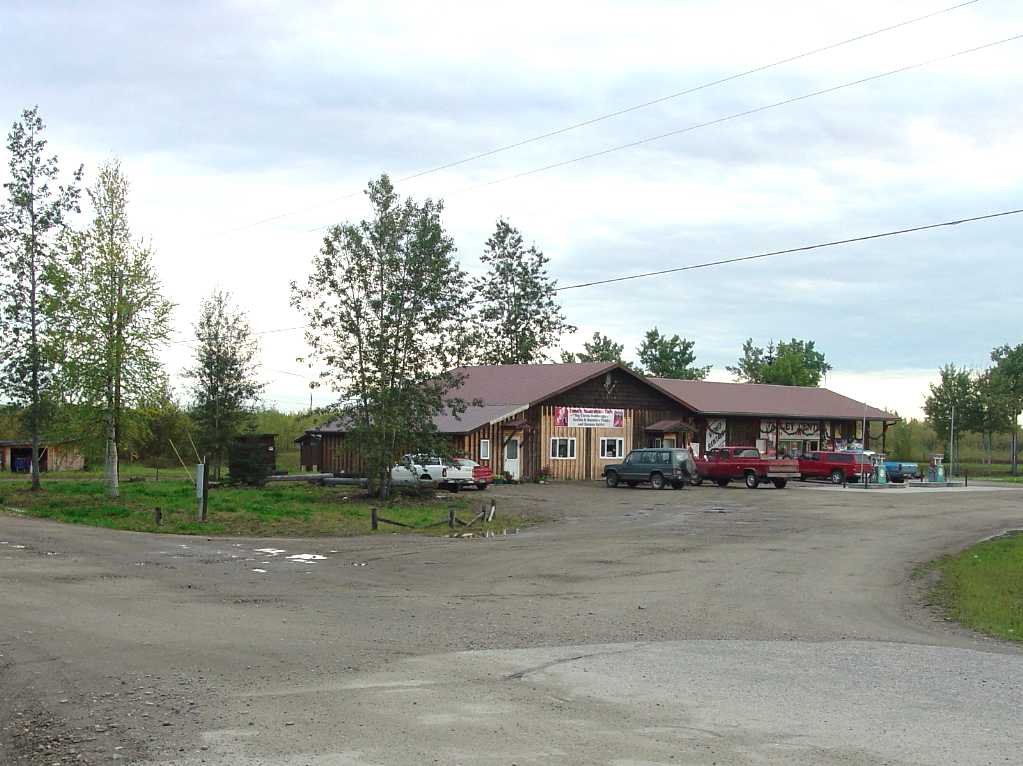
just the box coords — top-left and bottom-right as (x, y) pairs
(603, 448), (697, 490)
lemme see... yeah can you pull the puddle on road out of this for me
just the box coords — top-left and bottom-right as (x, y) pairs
(254, 548), (286, 556)
(286, 554), (327, 562)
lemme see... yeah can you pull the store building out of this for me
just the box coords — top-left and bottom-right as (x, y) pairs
(301, 362), (895, 481)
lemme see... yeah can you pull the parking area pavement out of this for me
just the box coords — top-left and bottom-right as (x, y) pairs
(1, 481), (1022, 765)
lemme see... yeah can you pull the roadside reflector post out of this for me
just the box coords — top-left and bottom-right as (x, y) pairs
(195, 461), (205, 521)
(196, 456), (209, 522)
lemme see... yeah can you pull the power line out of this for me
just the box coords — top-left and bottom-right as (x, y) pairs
(448, 33), (1023, 196)
(180, 206), (1023, 341)
(214, 0), (981, 236)
(552, 208), (1023, 292)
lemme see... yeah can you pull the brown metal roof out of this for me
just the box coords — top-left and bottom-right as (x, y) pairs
(648, 378), (894, 420)
(449, 362), (619, 405)
(432, 404), (525, 434)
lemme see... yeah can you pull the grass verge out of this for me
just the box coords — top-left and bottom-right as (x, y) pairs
(926, 531), (1023, 642)
(0, 480), (531, 537)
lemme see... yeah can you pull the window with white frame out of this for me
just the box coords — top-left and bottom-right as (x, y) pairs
(479, 439), (491, 460)
(600, 437), (624, 459)
(549, 437), (576, 459)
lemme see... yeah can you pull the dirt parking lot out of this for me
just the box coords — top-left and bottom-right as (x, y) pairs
(2, 481), (1022, 765)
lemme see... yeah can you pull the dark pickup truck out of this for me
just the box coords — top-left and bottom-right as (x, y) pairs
(695, 446), (801, 489)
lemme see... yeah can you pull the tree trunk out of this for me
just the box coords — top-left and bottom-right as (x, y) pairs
(30, 430), (41, 491)
(1012, 418), (1019, 477)
(112, 276), (124, 491)
(106, 412), (120, 499)
(29, 237), (41, 492)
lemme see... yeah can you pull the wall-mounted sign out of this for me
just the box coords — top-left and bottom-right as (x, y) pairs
(706, 417), (727, 450)
(553, 406), (624, 428)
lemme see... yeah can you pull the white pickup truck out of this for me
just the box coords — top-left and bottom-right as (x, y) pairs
(404, 454), (474, 492)
(390, 456), (436, 488)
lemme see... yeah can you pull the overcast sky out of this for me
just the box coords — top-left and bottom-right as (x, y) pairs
(3, 0), (1021, 419)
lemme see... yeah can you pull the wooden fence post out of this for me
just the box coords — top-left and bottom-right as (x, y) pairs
(371, 507), (378, 531)
(448, 508), (455, 529)
(201, 456), (209, 522)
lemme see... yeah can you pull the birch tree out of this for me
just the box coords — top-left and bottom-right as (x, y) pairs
(0, 107), (81, 490)
(60, 159), (173, 497)
(185, 290), (263, 478)
(290, 174), (468, 499)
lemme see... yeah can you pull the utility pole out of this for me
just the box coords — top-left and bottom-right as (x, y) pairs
(949, 404), (956, 478)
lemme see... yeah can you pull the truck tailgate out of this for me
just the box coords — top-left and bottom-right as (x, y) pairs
(765, 459), (801, 478)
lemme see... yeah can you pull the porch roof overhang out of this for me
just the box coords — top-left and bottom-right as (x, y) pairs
(645, 419), (695, 433)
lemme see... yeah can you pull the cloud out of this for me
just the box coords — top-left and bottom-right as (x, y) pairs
(1, 0), (1020, 412)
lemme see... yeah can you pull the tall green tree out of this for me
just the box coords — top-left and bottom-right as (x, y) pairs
(0, 107), (81, 490)
(59, 159), (174, 497)
(727, 338), (831, 386)
(290, 174), (468, 499)
(185, 290), (264, 478)
(990, 343), (1023, 475)
(474, 219), (574, 364)
(971, 369), (1013, 466)
(923, 364), (979, 469)
(636, 327), (710, 379)
(561, 332), (625, 364)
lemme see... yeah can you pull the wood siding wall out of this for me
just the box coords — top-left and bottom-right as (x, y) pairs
(320, 435), (366, 476)
(535, 405), (685, 480)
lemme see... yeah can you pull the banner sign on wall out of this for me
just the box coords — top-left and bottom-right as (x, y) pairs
(553, 406), (624, 428)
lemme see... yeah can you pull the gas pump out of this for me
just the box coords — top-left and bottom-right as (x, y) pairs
(928, 454), (945, 483)
(874, 454), (888, 484)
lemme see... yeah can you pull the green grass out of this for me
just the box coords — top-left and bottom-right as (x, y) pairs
(0, 449), (314, 483)
(0, 479), (529, 538)
(927, 532), (1023, 642)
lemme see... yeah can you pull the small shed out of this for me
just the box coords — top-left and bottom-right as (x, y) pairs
(232, 434), (277, 472)
(295, 432), (323, 472)
(0, 439), (85, 473)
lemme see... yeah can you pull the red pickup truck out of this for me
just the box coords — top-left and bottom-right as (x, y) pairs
(797, 451), (873, 484)
(695, 446), (801, 489)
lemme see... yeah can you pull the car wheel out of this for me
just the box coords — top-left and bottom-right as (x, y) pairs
(772, 478), (788, 489)
(716, 478), (730, 488)
(650, 472), (666, 490)
(830, 469), (844, 484)
(448, 483), (461, 493)
(745, 472), (759, 489)
(476, 483), (488, 491)
(671, 481), (685, 490)
(605, 471), (619, 488)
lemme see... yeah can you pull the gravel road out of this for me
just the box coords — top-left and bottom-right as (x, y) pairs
(1, 481), (1021, 764)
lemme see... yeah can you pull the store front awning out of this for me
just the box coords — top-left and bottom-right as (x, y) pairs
(645, 419), (695, 433)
